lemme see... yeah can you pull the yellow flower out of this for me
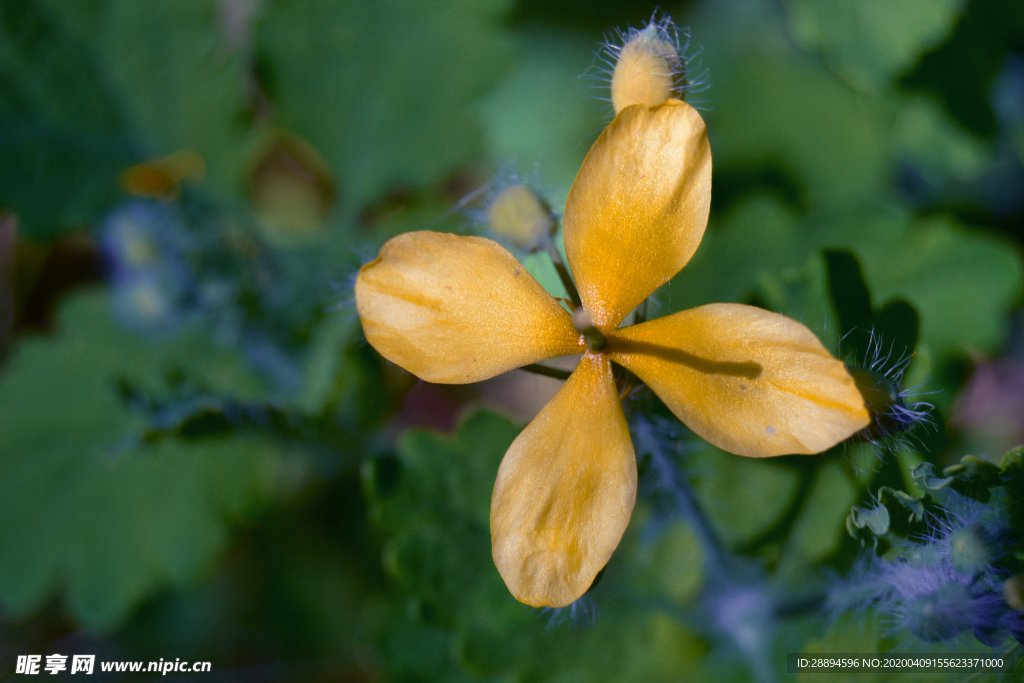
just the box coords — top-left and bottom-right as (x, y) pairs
(355, 100), (869, 608)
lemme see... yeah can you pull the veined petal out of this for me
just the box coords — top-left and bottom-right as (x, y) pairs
(355, 231), (582, 384)
(563, 100), (711, 330)
(609, 304), (869, 457)
(491, 353), (636, 607)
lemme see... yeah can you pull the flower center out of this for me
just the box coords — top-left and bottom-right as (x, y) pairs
(572, 307), (606, 353)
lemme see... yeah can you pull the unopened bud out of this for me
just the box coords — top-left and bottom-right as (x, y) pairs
(1004, 575), (1024, 611)
(248, 130), (335, 247)
(948, 524), (992, 575)
(486, 185), (553, 251)
(121, 149), (205, 199)
(611, 25), (681, 114)
(848, 366), (930, 442)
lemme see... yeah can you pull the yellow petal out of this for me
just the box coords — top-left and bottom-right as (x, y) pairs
(491, 353), (636, 607)
(355, 231), (582, 384)
(609, 304), (870, 457)
(563, 100), (712, 330)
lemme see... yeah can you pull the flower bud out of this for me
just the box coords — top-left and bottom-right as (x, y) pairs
(610, 24), (682, 114)
(121, 149), (206, 199)
(120, 150), (204, 198)
(1004, 575), (1024, 611)
(248, 130), (335, 247)
(486, 185), (553, 251)
(948, 524), (992, 575)
(848, 365), (932, 444)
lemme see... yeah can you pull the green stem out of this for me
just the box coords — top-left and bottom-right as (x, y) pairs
(545, 241), (582, 310)
(520, 363), (572, 381)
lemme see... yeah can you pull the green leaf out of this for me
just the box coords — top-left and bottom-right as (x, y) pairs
(0, 290), (278, 631)
(257, 0), (516, 214)
(689, 444), (800, 547)
(0, 122), (135, 242)
(477, 28), (601, 194)
(0, 2), (120, 132)
(669, 197), (1022, 363)
(633, 519), (703, 604)
(943, 455), (1002, 490)
(298, 314), (372, 417)
(0, 0), (261, 238)
(823, 248), (921, 363)
(891, 95), (992, 184)
(823, 249), (876, 355)
(847, 484), (927, 545)
(366, 411), (517, 621)
(910, 462), (956, 493)
(0, 1), (136, 240)
(95, 0), (259, 195)
(784, 0), (966, 92)
(663, 197), (805, 314)
(848, 500), (891, 538)
(367, 411), (738, 682)
(851, 213), (1022, 360)
(707, 55), (889, 209)
(787, 463), (858, 562)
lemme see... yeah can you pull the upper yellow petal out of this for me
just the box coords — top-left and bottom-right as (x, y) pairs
(355, 231), (583, 384)
(563, 100), (712, 330)
(609, 304), (870, 457)
(491, 353), (636, 607)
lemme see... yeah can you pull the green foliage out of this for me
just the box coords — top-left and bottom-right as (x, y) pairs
(785, 463), (859, 564)
(847, 448), (1024, 548)
(846, 486), (925, 548)
(824, 249), (918, 360)
(0, 291), (281, 631)
(0, 2), (135, 240)
(709, 56), (890, 209)
(671, 198), (1022, 362)
(2, 0), (1023, 678)
(364, 410), (749, 682)
(257, 0), (516, 215)
(681, 0), (1020, 372)
(833, 447), (1024, 660)
(784, 0), (966, 92)
(95, 0), (258, 194)
(0, 0), (258, 239)
(478, 28), (600, 194)
(689, 444), (800, 547)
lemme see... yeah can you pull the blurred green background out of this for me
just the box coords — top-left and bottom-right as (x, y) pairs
(1, 0), (1023, 680)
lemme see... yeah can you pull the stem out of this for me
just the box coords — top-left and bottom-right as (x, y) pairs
(545, 240), (582, 310)
(520, 363), (572, 381)
(668, 465), (729, 573)
(641, 423), (728, 573)
(775, 593), (826, 618)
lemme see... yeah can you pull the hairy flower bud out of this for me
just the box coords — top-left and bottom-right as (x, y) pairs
(948, 524), (992, 575)
(610, 24), (682, 114)
(1005, 575), (1024, 611)
(486, 184), (554, 251)
(848, 364), (933, 447)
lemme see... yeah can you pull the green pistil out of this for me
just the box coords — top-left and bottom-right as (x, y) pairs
(573, 308), (606, 353)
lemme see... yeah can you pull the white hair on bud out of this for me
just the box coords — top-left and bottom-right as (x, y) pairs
(460, 163), (560, 254)
(581, 12), (711, 118)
